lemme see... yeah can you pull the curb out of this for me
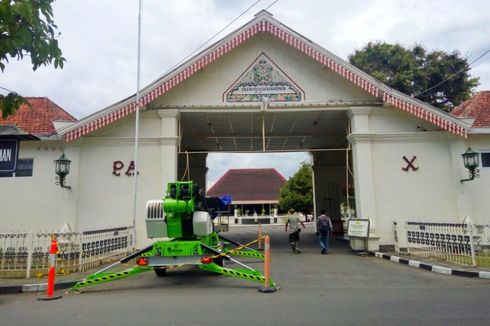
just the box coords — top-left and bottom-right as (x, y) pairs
(369, 251), (490, 280)
(0, 280), (79, 295)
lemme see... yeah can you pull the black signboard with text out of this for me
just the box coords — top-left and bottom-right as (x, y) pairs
(0, 139), (18, 172)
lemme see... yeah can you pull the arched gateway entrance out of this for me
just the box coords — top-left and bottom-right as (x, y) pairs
(56, 11), (475, 249)
(176, 106), (355, 223)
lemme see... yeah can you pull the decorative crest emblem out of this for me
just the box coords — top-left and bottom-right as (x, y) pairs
(224, 53), (304, 102)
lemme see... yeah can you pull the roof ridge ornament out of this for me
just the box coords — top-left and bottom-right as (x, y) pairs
(254, 9), (273, 17)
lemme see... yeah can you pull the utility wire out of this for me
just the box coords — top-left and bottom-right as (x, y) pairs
(413, 49), (490, 97)
(163, 0), (263, 75)
(264, 0), (280, 11)
(0, 86), (18, 93)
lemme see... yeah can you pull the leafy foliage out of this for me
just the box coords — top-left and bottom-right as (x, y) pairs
(348, 42), (479, 112)
(278, 163), (313, 216)
(0, 0), (65, 117)
(0, 92), (27, 118)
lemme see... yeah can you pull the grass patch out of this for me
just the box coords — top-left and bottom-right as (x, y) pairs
(447, 252), (490, 267)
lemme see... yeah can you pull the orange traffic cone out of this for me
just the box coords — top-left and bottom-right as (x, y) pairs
(38, 236), (62, 301)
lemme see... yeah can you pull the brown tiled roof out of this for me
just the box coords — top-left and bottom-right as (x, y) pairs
(0, 97), (76, 136)
(452, 91), (490, 128)
(207, 168), (287, 204)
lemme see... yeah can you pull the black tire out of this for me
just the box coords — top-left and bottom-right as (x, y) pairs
(154, 267), (167, 277)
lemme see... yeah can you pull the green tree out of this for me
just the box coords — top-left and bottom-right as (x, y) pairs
(278, 163), (313, 216)
(0, 0), (65, 118)
(348, 42), (479, 112)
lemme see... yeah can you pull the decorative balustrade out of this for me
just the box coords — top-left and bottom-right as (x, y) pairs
(394, 219), (490, 267)
(0, 226), (133, 278)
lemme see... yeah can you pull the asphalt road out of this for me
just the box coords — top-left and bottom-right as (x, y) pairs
(1, 224), (489, 325)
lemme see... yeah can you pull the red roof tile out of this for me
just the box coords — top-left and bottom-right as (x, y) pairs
(207, 168), (287, 203)
(452, 91), (490, 128)
(0, 97), (76, 136)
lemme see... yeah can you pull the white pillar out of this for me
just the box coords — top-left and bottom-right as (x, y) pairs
(349, 138), (377, 221)
(347, 108), (379, 250)
(158, 109), (179, 191)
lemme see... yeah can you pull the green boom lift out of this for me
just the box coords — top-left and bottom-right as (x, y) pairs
(70, 181), (273, 292)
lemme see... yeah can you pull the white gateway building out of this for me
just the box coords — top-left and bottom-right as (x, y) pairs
(1, 11), (489, 250)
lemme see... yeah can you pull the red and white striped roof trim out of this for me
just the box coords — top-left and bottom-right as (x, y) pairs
(382, 93), (467, 138)
(62, 14), (468, 142)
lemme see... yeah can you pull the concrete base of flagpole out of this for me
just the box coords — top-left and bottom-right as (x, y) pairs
(258, 285), (277, 293)
(37, 294), (63, 301)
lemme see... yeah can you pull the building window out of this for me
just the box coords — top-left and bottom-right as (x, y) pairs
(0, 158), (33, 178)
(15, 158), (34, 177)
(481, 152), (490, 168)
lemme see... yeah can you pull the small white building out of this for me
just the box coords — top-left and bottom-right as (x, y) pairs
(1, 11), (489, 250)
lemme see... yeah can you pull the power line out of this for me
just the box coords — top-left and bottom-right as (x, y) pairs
(163, 0), (263, 75)
(264, 0), (280, 11)
(412, 49), (490, 97)
(0, 86), (18, 94)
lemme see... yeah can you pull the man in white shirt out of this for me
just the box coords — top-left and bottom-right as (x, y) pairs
(285, 208), (306, 253)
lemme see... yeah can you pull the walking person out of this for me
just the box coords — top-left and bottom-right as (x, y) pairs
(317, 209), (333, 254)
(285, 208), (306, 253)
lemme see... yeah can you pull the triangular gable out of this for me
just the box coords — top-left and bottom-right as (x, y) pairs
(60, 10), (470, 142)
(223, 52), (304, 102)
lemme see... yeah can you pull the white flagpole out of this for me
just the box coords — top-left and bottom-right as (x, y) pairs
(131, 0), (143, 248)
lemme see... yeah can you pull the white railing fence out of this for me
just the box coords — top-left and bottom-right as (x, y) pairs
(0, 225), (133, 278)
(394, 219), (490, 267)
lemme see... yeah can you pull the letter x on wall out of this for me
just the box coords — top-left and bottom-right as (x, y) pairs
(402, 156), (419, 172)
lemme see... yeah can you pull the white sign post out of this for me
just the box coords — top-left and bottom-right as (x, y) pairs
(347, 219), (370, 255)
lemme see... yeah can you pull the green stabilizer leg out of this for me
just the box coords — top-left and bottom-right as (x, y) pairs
(69, 266), (152, 293)
(199, 263), (276, 287)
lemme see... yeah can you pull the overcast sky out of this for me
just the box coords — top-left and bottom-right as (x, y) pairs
(2, 0), (489, 187)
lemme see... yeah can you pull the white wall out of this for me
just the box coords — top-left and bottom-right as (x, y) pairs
(354, 108), (489, 246)
(457, 134), (490, 225)
(371, 134), (459, 244)
(70, 110), (178, 247)
(0, 140), (77, 231)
